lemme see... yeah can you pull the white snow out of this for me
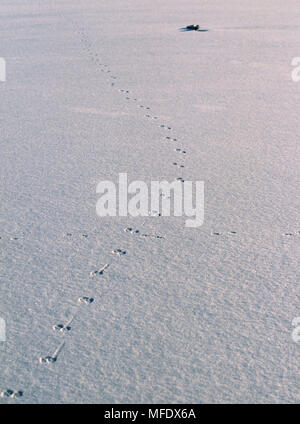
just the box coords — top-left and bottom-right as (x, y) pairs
(0, 0), (299, 403)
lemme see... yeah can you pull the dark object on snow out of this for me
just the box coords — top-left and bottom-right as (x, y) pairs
(186, 24), (200, 31)
(179, 25), (208, 32)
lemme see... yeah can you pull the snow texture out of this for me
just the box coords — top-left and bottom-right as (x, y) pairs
(0, 0), (299, 403)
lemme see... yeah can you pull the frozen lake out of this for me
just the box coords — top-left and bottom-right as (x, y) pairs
(0, 0), (299, 403)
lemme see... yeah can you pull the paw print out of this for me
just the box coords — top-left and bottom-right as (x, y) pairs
(53, 317), (74, 333)
(90, 264), (110, 276)
(78, 297), (94, 304)
(39, 356), (57, 364)
(39, 342), (65, 365)
(112, 249), (126, 256)
(124, 227), (140, 234)
(175, 148), (186, 154)
(0, 389), (23, 399)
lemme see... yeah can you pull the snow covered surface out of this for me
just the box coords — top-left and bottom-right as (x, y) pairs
(0, 0), (299, 403)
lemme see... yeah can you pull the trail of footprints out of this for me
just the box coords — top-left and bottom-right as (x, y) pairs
(35, 22), (219, 379)
(2, 17), (298, 401)
(38, 244), (126, 367)
(71, 21), (190, 172)
(124, 227), (164, 239)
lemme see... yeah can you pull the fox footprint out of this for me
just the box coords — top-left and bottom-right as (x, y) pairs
(173, 162), (185, 168)
(150, 211), (162, 217)
(112, 249), (126, 256)
(39, 342), (65, 364)
(124, 228), (164, 239)
(90, 264), (110, 276)
(140, 234), (164, 239)
(53, 316), (75, 333)
(124, 227), (140, 235)
(1, 389), (23, 399)
(175, 148), (186, 154)
(78, 297), (94, 304)
(39, 356), (57, 364)
(63, 232), (88, 239)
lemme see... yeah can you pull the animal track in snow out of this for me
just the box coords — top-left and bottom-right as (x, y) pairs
(39, 341), (65, 364)
(53, 316), (75, 333)
(160, 125), (172, 130)
(148, 210), (162, 217)
(112, 248), (126, 256)
(90, 263), (110, 276)
(62, 232), (89, 239)
(173, 162), (185, 168)
(78, 297), (94, 304)
(124, 228), (164, 239)
(141, 233), (164, 239)
(175, 148), (187, 154)
(124, 227), (140, 234)
(166, 136), (177, 142)
(0, 389), (23, 399)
